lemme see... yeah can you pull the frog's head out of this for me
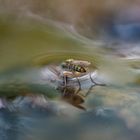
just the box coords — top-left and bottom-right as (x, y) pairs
(65, 59), (74, 63)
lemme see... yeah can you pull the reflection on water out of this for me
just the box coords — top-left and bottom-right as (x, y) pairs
(0, 3), (140, 140)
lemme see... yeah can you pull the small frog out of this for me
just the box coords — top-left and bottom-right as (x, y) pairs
(61, 59), (104, 92)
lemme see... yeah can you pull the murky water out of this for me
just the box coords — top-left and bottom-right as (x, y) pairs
(0, 2), (140, 140)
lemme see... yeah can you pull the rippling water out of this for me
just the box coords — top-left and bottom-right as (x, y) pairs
(0, 2), (140, 140)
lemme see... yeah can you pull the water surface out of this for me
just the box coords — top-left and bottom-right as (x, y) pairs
(0, 8), (140, 140)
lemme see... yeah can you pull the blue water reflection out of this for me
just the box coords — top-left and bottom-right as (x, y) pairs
(0, 103), (140, 140)
(107, 23), (140, 42)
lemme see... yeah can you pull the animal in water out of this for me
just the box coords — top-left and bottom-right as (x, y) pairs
(59, 59), (106, 110)
(61, 59), (104, 91)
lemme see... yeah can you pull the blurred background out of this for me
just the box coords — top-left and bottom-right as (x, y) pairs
(0, 0), (140, 140)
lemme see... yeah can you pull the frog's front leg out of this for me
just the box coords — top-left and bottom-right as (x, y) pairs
(72, 72), (81, 94)
(62, 71), (73, 95)
(62, 71), (82, 95)
(63, 71), (73, 86)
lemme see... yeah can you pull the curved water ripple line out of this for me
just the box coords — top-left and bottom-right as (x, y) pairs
(32, 51), (99, 69)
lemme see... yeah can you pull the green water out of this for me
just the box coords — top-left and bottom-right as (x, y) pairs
(0, 14), (140, 140)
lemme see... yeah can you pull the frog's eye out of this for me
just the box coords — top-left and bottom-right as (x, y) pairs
(61, 62), (67, 68)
